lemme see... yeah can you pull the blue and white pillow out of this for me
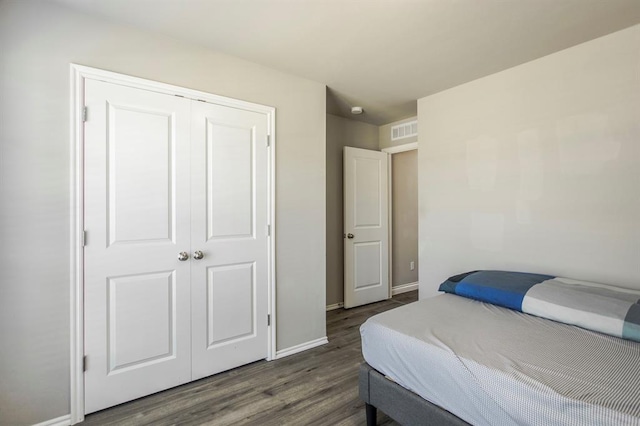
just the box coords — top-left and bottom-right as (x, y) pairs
(439, 270), (640, 343)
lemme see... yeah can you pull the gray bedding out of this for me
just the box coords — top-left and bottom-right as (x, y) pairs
(360, 294), (640, 425)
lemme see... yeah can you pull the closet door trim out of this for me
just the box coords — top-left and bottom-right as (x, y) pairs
(69, 63), (276, 425)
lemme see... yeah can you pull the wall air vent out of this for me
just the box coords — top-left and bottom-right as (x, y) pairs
(391, 120), (418, 141)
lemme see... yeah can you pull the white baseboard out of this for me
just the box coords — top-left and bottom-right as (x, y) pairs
(327, 285), (417, 310)
(33, 414), (71, 426)
(392, 281), (419, 295)
(275, 337), (328, 359)
(326, 302), (344, 311)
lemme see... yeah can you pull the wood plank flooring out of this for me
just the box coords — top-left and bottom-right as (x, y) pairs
(82, 291), (418, 425)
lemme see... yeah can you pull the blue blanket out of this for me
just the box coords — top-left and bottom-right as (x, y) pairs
(439, 270), (640, 343)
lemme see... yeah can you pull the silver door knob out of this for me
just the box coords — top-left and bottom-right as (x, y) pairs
(178, 251), (189, 261)
(193, 250), (204, 260)
(347, 233), (354, 239)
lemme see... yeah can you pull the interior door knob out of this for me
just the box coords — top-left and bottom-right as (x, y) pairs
(193, 250), (204, 260)
(347, 233), (354, 239)
(178, 251), (189, 261)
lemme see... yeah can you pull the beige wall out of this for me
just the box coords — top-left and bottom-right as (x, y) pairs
(0, 1), (326, 425)
(326, 114), (379, 306)
(418, 24), (640, 298)
(379, 116), (417, 149)
(392, 150), (419, 286)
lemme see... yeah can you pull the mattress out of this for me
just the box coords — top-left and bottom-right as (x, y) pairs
(360, 294), (640, 426)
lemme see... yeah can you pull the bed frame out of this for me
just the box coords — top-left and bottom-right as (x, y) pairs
(359, 363), (470, 426)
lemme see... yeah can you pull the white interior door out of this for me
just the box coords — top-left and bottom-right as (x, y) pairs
(343, 147), (390, 308)
(189, 101), (270, 380)
(84, 80), (192, 413)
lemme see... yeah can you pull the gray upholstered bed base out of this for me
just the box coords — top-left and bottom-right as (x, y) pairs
(359, 363), (470, 426)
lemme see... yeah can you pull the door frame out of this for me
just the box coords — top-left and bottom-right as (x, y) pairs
(381, 142), (418, 296)
(69, 64), (277, 424)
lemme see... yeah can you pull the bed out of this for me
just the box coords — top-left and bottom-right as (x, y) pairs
(359, 271), (640, 426)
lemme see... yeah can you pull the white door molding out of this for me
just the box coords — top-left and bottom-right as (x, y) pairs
(381, 141), (418, 154)
(69, 64), (277, 424)
(381, 141), (418, 292)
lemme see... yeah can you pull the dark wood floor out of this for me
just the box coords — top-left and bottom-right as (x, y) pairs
(82, 291), (417, 425)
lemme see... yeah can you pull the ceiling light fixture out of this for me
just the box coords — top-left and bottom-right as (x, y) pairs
(351, 106), (363, 115)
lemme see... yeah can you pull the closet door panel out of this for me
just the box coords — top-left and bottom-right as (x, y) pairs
(84, 80), (192, 414)
(190, 102), (269, 380)
(206, 122), (254, 239)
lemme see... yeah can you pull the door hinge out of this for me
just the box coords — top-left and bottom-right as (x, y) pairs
(266, 135), (271, 147)
(83, 355), (88, 372)
(267, 314), (271, 326)
(266, 224), (271, 237)
(82, 230), (87, 247)
(82, 107), (88, 122)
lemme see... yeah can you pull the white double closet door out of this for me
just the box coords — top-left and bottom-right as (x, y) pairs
(83, 80), (270, 413)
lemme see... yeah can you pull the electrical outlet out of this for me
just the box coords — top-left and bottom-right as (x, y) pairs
(410, 261), (415, 271)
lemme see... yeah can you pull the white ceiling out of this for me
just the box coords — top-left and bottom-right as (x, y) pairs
(52, 0), (640, 125)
